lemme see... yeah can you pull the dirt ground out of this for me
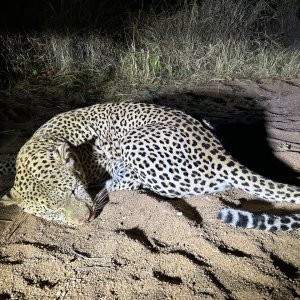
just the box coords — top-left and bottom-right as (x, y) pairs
(0, 80), (300, 300)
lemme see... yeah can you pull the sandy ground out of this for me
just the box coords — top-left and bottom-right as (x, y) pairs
(0, 80), (300, 299)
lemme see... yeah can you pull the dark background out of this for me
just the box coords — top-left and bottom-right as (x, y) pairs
(0, 0), (297, 34)
(0, 1), (299, 48)
(0, 0), (174, 33)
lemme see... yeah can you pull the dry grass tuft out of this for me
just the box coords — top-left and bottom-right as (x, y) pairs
(1, 0), (299, 98)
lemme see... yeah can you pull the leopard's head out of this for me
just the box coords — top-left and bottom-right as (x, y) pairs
(1, 139), (95, 226)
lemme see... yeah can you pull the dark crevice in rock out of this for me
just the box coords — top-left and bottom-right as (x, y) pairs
(270, 253), (298, 279)
(169, 249), (210, 268)
(116, 227), (159, 253)
(23, 277), (58, 289)
(153, 270), (182, 285)
(0, 259), (23, 265)
(215, 244), (253, 259)
(167, 199), (203, 226)
(15, 241), (60, 252)
(204, 270), (234, 300)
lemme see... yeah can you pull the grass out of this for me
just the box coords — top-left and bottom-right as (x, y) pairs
(1, 0), (300, 100)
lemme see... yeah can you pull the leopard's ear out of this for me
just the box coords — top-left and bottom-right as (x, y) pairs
(54, 143), (75, 167)
(0, 188), (22, 206)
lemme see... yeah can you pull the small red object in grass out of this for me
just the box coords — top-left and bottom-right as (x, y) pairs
(38, 68), (57, 80)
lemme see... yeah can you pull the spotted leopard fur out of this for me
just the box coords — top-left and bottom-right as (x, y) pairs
(0, 153), (17, 176)
(1, 102), (300, 230)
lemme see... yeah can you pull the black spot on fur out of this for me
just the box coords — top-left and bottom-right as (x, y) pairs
(191, 140), (197, 147)
(210, 149), (218, 155)
(280, 224), (289, 231)
(268, 182), (275, 188)
(251, 176), (258, 182)
(149, 157), (156, 163)
(224, 211), (233, 223)
(281, 217), (290, 224)
(259, 223), (267, 230)
(267, 217), (275, 225)
(291, 222), (300, 229)
(291, 215), (300, 221)
(227, 161), (235, 167)
(200, 143), (210, 150)
(236, 213), (248, 227)
(217, 164), (222, 171)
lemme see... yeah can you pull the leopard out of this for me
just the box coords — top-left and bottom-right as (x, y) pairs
(0, 153), (17, 176)
(1, 102), (300, 230)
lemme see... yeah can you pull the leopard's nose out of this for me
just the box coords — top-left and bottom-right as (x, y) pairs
(63, 198), (94, 225)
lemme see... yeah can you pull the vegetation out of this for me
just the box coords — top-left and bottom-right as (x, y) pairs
(1, 0), (299, 99)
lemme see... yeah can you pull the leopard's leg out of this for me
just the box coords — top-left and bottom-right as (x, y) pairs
(94, 161), (142, 210)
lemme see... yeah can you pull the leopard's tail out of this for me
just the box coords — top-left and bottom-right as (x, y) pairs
(220, 161), (300, 231)
(218, 208), (300, 231)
